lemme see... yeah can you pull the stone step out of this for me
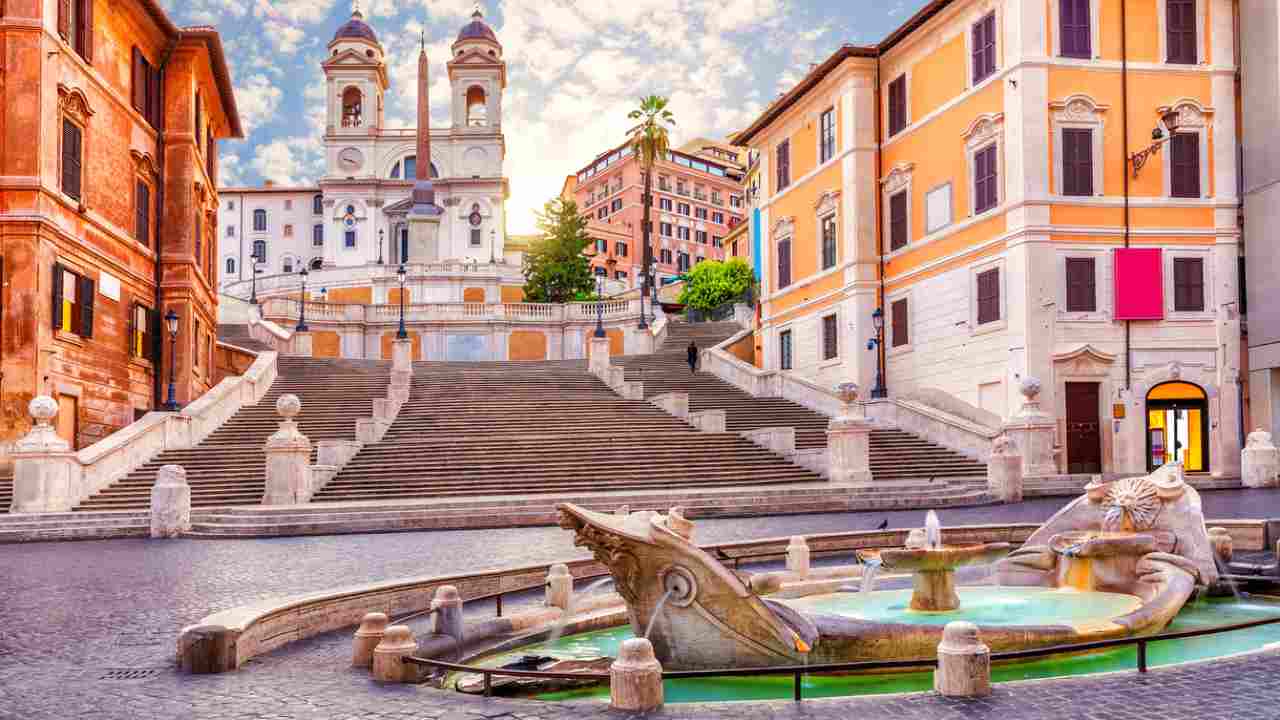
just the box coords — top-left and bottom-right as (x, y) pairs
(0, 510), (151, 542)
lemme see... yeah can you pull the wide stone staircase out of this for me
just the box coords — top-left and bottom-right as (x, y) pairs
(618, 320), (991, 497)
(73, 357), (391, 511)
(0, 468), (12, 514)
(217, 323), (276, 353)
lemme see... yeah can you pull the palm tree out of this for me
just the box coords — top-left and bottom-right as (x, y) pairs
(627, 95), (675, 329)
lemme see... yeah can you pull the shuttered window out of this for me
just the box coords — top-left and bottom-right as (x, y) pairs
(51, 264), (94, 338)
(1060, 0), (1091, 58)
(135, 181), (150, 246)
(61, 119), (82, 201)
(976, 268), (1000, 325)
(974, 144), (998, 214)
(776, 140), (791, 191)
(821, 215), (837, 270)
(889, 190), (908, 251)
(1170, 133), (1200, 198)
(779, 330), (793, 370)
(1167, 0), (1197, 64)
(1173, 257), (1205, 311)
(972, 12), (997, 83)
(1062, 128), (1093, 196)
(58, 0), (92, 63)
(130, 47), (161, 127)
(822, 314), (838, 360)
(888, 75), (907, 136)
(820, 107), (836, 163)
(1065, 257), (1097, 312)
(130, 304), (159, 362)
(777, 238), (792, 289)
(891, 298), (909, 348)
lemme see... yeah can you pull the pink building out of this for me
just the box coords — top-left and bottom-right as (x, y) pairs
(570, 140), (746, 288)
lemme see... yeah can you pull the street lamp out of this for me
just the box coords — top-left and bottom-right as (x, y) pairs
(377, 229), (385, 265)
(249, 262), (259, 305)
(396, 264), (408, 340)
(594, 275), (606, 338)
(164, 308), (179, 411)
(1130, 110), (1182, 178)
(489, 228), (496, 264)
(867, 307), (887, 399)
(296, 267), (309, 332)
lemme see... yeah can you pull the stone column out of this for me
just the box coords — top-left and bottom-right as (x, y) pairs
(546, 563), (573, 610)
(986, 435), (1023, 503)
(10, 396), (81, 513)
(263, 394), (313, 505)
(934, 621), (991, 697)
(388, 369), (411, 404)
(1242, 429), (1280, 488)
(371, 625), (418, 683)
(432, 585), (465, 657)
(828, 383), (873, 486)
(786, 536), (810, 576)
(391, 338), (413, 373)
(609, 638), (663, 712)
(352, 612), (389, 667)
(290, 331), (313, 358)
(1003, 377), (1057, 477)
(589, 336), (611, 379)
(150, 465), (191, 538)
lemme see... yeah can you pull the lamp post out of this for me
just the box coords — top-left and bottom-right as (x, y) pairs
(296, 267), (309, 332)
(164, 309), (179, 411)
(377, 229), (384, 265)
(594, 275), (606, 339)
(868, 307), (887, 399)
(489, 228), (496, 264)
(1129, 111), (1182, 178)
(249, 262), (259, 305)
(396, 264), (408, 340)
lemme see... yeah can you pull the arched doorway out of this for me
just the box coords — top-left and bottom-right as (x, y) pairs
(1146, 381), (1209, 472)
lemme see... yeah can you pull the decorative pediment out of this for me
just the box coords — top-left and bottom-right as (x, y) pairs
(1049, 94), (1110, 122)
(1157, 99), (1213, 130)
(771, 215), (795, 239)
(57, 84), (95, 124)
(1053, 344), (1117, 376)
(450, 48), (502, 66)
(880, 162), (914, 194)
(813, 189), (841, 216)
(323, 49), (379, 67)
(960, 112), (1004, 145)
(130, 150), (159, 181)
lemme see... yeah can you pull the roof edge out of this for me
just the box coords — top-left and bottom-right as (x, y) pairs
(180, 28), (244, 139)
(732, 44), (876, 146)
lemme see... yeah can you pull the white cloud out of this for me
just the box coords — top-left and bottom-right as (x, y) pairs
(264, 19), (308, 54)
(250, 135), (323, 185)
(219, 151), (245, 186)
(253, 0), (337, 23)
(232, 74), (283, 134)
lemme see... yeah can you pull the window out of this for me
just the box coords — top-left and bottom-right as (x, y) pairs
(730, 195), (743, 209)
(135, 180), (151, 246)
(310, 257), (323, 270)
(611, 198), (623, 212)
(282, 257), (293, 274)
(677, 251), (690, 272)
(1065, 257), (1097, 312)
(226, 225), (235, 237)
(659, 198), (673, 212)
(974, 144), (999, 214)
(225, 257), (236, 275)
(926, 184), (952, 233)
(194, 319), (202, 370)
(597, 206), (608, 220)
(616, 241), (628, 257)
(594, 266), (607, 277)
(711, 190), (722, 206)
(284, 199), (293, 211)
(1060, 0), (1092, 58)
(312, 225), (323, 247)
(892, 298), (909, 348)
(889, 191), (908, 251)
(660, 222), (673, 238)
(61, 119), (82, 201)
(344, 230), (356, 248)
(313, 194), (323, 214)
(57, 0), (93, 63)
(712, 211), (724, 225)
(51, 263), (94, 338)
(1170, 133), (1200, 198)
(976, 268), (1000, 325)
(888, 75), (907, 136)
(695, 230), (707, 245)
(130, 47), (161, 127)
(253, 209), (267, 231)
(820, 107), (836, 163)
(696, 255), (705, 265)
(712, 236), (723, 248)
(1173, 257), (1205, 311)
(227, 200), (235, 210)
(342, 86), (363, 127)
(776, 140), (791, 191)
(777, 238), (792, 288)
(972, 12), (997, 84)
(822, 314), (838, 360)
(615, 271), (628, 280)
(660, 248), (673, 264)
(677, 226), (691, 241)
(283, 224), (294, 238)
(678, 203), (691, 216)
(1166, 0), (1197, 64)
(252, 240), (266, 261)
(821, 215), (837, 270)
(779, 330), (793, 370)
(1062, 128), (1094, 196)
(470, 229), (482, 247)
(130, 304), (158, 362)
(695, 207), (708, 220)
(595, 239), (607, 254)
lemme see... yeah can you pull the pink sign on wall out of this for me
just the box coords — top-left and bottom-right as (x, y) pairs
(1113, 248), (1164, 320)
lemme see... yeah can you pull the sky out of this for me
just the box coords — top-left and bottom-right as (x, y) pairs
(157, 0), (931, 234)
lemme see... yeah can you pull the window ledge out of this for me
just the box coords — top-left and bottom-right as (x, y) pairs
(970, 319), (1006, 337)
(819, 357), (841, 369)
(1057, 312), (1110, 323)
(888, 343), (914, 357)
(128, 357), (155, 372)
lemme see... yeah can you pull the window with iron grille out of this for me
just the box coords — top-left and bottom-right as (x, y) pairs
(1170, 133), (1200, 198)
(1060, 0), (1092, 58)
(972, 12), (997, 83)
(820, 107), (836, 163)
(888, 75), (907, 137)
(821, 215), (837, 270)
(1166, 0), (1197, 64)
(889, 190), (908, 251)
(822, 314), (838, 360)
(976, 268), (1000, 325)
(892, 298), (909, 347)
(1065, 257), (1097, 312)
(777, 238), (792, 288)
(1062, 128), (1094, 196)
(779, 330), (793, 370)
(1173, 257), (1205, 311)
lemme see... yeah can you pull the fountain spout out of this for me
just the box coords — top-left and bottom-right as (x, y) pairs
(925, 510), (942, 550)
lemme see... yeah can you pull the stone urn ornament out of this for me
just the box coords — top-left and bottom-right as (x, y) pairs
(15, 395), (70, 452)
(834, 382), (863, 419)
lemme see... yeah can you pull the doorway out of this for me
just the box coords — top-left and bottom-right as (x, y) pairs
(56, 393), (78, 450)
(1065, 382), (1102, 474)
(1146, 381), (1209, 472)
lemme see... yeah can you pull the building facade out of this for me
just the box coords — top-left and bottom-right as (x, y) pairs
(736, 0), (1243, 478)
(0, 0), (240, 453)
(217, 7), (511, 294)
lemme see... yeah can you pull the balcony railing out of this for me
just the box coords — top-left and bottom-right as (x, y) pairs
(258, 297), (644, 326)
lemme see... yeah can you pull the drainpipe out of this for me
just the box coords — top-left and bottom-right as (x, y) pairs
(875, 54), (887, 399)
(1120, 0), (1133, 396)
(152, 35), (179, 411)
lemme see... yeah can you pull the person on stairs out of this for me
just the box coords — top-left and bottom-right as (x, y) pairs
(687, 340), (699, 374)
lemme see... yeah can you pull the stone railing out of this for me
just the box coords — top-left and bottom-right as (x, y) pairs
(221, 261), (525, 302)
(862, 398), (1001, 463)
(259, 297), (643, 325)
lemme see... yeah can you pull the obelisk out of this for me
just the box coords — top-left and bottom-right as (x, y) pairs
(407, 32), (443, 262)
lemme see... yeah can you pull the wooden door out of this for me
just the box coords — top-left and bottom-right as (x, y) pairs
(1065, 382), (1102, 474)
(56, 393), (78, 450)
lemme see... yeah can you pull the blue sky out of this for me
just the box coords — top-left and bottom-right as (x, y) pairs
(158, 0), (931, 233)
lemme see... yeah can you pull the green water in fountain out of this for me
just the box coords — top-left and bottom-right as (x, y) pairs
(471, 593), (1280, 703)
(787, 587), (1141, 625)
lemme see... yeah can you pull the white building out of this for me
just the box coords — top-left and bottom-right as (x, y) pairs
(218, 7), (510, 288)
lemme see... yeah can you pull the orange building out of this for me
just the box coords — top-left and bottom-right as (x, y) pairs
(735, 0), (1243, 478)
(0, 0), (241, 453)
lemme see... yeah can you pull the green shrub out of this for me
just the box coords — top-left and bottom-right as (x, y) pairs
(677, 258), (753, 311)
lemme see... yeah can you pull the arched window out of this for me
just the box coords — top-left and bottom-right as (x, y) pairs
(226, 257), (236, 275)
(309, 257), (323, 270)
(282, 256), (294, 274)
(466, 86), (487, 127)
(252, 208), (267, 231)
(312, 194), (323, 214)
(252, 239), (266, 261)
(389, 155), (440, 180)
(341, 87), (363, 128)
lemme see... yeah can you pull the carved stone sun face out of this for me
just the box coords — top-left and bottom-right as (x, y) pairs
(1102, 477), (1161, 532)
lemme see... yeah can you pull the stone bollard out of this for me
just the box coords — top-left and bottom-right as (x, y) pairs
(828, 383), (872, 485)
(589, 336), (611, 379)
(10, 395), (80, 513)
(546, 564), (573, 610)
(177, 624), (234, 674)
(352, 612), (389, 667)
(934, 621), (991, 697)
(1207, 527), (1233, 566)
(371, 625), (418, 683)
(786, 535), (811, 576)
(986, 435), (1023, 503)
(609, 637), (664, 712)
(432, 585), (465, 658)
(150, 465), (191, 538)
(263, 394), (312, 505)
(1003, 378), (1057, 477)
(391, 338), (414, 373)
(1242, 429), (1280, 488)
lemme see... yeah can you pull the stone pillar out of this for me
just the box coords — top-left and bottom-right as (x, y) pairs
(432, 585), (465, 657)
(589, 336), (611, 379)
(986, 435), (1023, 503)
(263, 394), (313, 505)
(786, 535), (810, 576)
(1003, 377), (1057, 477)
(609, 638), (663, 712)
(934, 621), (991, 698)
(290, 331), (313, 358)
(371, 625), (418, 683)
(546, 563), (573, 610)
(388, 369), (411, 404)
(1242, 429), (1280, 488)
(828, 383), (873, 486)
(10, 396), (81, 513)
(689, 410), (726, 433)
(391, 338), (413, 373)
(1207, 527), (1233, 566)
(150, 465), (191, 538)
(352, 612), (389, 667)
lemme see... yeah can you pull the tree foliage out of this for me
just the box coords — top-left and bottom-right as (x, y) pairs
(678, 258), (754, 311)
(627, 96), (675, 173)
(521, 198), (597, 304)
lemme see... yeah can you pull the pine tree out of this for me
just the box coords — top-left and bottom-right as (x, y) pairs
(521, 198), (597, 303)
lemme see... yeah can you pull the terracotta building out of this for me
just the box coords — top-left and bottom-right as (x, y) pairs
(735, 0), (1244, 479)
(0, 0), (241, 454)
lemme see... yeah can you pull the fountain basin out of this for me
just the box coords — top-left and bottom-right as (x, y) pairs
(876, 543), (1012, 612)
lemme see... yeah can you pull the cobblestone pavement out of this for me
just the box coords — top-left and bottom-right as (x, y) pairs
(2, 489), (1279, 719)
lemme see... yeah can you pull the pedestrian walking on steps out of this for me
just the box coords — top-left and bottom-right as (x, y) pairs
(687, 341), (699, 374)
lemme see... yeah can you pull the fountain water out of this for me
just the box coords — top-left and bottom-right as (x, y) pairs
(924, 510), (942, 549)
(860, 557), (883, 594)
(644, 589), (674, 640)
(545, 577), (614, 646)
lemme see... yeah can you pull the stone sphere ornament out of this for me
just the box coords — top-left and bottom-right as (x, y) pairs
(28, 395), (58, 426)
(1019, 376), (1042, 401)
(276, 394), (302, 420)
